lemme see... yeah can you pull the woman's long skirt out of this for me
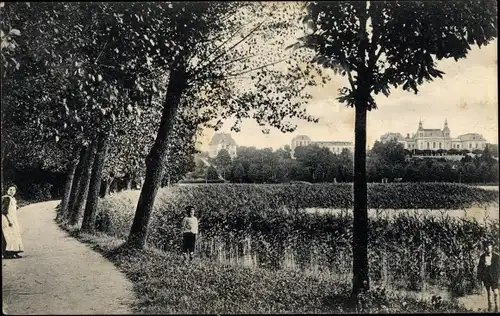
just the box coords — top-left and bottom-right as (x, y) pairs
(2, 210), (24, 253)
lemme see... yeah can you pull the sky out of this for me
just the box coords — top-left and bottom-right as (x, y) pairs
(196, 13), (498, 152)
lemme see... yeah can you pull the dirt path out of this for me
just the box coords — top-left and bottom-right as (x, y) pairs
(457, 291), (491, 313)
(2, 200), (136, 315)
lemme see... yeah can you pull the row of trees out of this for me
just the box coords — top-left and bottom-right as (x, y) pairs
(1, 2), (320, 245)
(195, 145), (353, 183)
(2, 0), (496, 304)
(197, 141), (498, 184)
(368, 141), (499, 183)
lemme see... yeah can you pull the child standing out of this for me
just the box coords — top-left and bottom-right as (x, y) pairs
(181, 206), (198, 262)
(478, 240), (499, 312)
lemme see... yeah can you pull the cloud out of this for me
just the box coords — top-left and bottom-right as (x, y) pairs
(198, 39), (498, 150)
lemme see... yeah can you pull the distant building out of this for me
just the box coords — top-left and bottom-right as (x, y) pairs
(290, 135), (353, 158)
(208, 133), (237, 159)
(380, 119), (487, 151)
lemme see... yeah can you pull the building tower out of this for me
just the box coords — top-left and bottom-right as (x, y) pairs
(443, 118), (450, 137)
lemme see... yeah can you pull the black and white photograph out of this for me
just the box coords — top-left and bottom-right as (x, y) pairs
(1, 1), (499, 314)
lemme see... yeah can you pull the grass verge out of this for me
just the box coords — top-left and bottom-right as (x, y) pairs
(59, 223), (474, 314)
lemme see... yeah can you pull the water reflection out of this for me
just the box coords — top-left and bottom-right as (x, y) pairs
(304, 204), (499, 221)
(191, 204), (498, 296)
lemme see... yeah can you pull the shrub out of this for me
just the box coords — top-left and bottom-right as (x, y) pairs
(21, 182), (54, 202)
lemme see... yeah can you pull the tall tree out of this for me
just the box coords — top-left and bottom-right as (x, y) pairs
(81, 131), (110, 232)
(63, 145), (88, 221)
(126, 2), (324, 249)
(206, 166), (220, 181)
(372, 140), (405, 164)
(69, 141), (97, 226)
(291, 0), (497, 302)
(2, 3), (173, 228)
(56, 145), (83, 221)
(231, 162), (246, 182)
(215, 149), (232, 179)
(294, 144), (334, 182)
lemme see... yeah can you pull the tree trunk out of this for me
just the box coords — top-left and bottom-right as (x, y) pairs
(69, 141), (98, 226)
(102, 177), (111, 197)
(114, 178), (120, 192)
(126, 178), (133, 190)
(127, 69), (187, 249)
(351, 101), (370, 297)
(56, 156), (79, 222)
(350, 0), (371, 303)
(99, 179), (106, 198)
(65, 146), (88, 222)
(81, 131), (110, 233)
(107, 178), (113, 194)
(109, 178), (117, 193)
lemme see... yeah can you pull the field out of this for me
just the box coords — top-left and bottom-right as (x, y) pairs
(95, 183), (499, 298)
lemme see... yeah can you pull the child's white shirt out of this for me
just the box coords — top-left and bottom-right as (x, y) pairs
(485, 253), (492, 266)
(182, 216), (198, 234)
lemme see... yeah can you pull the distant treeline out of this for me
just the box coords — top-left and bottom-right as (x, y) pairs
(3, 141), (497, 201)
(193, 142), (499, 184)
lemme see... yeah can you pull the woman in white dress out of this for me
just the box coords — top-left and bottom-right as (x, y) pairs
(2, 184), (24, 259)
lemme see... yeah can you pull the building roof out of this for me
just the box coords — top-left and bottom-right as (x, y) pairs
(209, 133), (237, 146)
(292, 135), (312, 141)
(381, 132), (403, 138)
(422, 129), (442, 132)
(315, 141), (353, 146)
(380, 132), (404, 142)
(458, 133), (486, 141)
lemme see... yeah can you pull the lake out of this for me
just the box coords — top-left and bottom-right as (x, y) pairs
(304, 203), (499, 222)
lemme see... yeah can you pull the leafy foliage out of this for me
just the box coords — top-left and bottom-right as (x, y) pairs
(367, 142), (499, 183)
(214, 149), (232, 179)
(293, 1), (498, 109)
(191, 145), (497, 184)
(0, 2), (25, 76)
(206, 166), (220, 181)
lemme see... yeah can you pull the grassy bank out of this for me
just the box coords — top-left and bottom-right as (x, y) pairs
(94, 183), (499, 296)
(60, 224), (474, 314)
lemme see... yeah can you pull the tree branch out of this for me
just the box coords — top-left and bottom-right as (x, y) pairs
(358, 1), (369, 67)
(374, 46), (384, 62)
(190, 19), (267, 81)
(94, 38), (110, 64)
(219, 8), (245, 26)
(217, 76), (254, 81)
(97, 63), (119, 70)
(198, 18), (253, 48)
(195, 19), (254, 66)
(367, 1), (383, 68)
(347, 68), (356, 90)
(225, 57), (291, 78)
(218, 54), (260, 67)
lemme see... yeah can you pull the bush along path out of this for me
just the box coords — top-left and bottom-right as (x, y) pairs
(2, 201), (136, 315)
